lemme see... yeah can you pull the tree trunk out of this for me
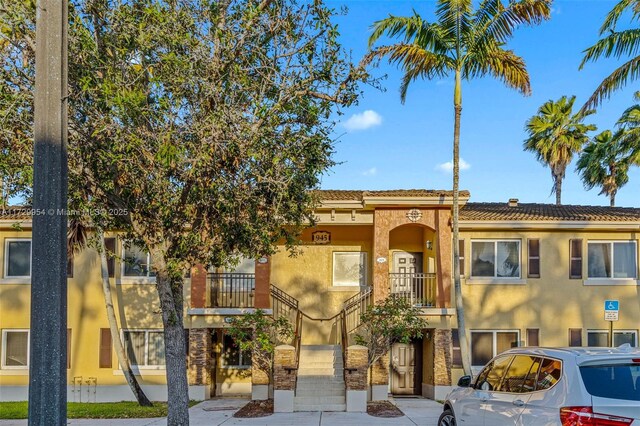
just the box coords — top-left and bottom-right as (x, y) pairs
(151, 251), (190, 426)
(610, 191), (616, 207)
(452, 70), (472, 376)
(98, 234), (153, 406)
(554, 172), (562, 205)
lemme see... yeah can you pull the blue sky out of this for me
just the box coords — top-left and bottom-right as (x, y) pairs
(320, 0), (640, 207)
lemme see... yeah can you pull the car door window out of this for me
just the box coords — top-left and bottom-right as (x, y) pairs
(502, 355), (538, 393)
(536, 357), (562, 390)
(522, 357), (542, 392)
(478, 355), (513, 391)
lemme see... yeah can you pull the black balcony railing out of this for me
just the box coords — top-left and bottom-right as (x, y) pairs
(389, 273), (436, 307)
(208, 273), (255, 308)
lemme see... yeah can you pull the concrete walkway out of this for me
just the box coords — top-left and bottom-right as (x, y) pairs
(0, 397), (443, 425)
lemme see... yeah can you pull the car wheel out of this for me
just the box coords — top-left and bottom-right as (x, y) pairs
(438, 408), (456, 426)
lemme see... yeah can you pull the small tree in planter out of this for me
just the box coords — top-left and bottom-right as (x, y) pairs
(227, 309), (294, 398)
(354, 296), (428, 381)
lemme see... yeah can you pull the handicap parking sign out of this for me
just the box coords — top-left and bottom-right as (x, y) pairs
(605, 300), (619, 311)
(604, 300), (619, 321)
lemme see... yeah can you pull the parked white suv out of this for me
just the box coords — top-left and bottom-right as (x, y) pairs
(438, 345), (640, 425)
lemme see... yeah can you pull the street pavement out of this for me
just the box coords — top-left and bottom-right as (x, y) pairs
(0, 397), (443, 425)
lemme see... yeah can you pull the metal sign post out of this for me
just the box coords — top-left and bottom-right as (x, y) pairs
(604, 300), (619, 347)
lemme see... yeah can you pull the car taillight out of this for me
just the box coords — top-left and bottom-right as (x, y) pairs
(560, 407), (634, 426)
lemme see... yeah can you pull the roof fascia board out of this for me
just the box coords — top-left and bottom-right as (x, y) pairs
(460, 220), (640, 230)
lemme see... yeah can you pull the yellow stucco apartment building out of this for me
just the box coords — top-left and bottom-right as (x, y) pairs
(1, 189), (639, 402)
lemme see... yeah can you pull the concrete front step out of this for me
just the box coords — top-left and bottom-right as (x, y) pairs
(293, 403), (347, 412)
(294, 396), (345, 405)
(296, 381), (345, 389)
(295, 389), (346, 397)
(298, 369), (343, 376)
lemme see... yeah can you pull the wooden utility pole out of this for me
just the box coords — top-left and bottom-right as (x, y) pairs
(28, 0), (68, 424)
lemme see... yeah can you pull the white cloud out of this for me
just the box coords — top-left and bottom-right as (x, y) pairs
(343, 110), (382, 132)
(362, 167), (377, 177)
(435, 158), (471, 173)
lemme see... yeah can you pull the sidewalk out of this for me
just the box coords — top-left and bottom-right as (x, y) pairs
(0, 397), (443, 425)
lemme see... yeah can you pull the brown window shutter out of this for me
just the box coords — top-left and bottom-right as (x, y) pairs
(458, 239), (465, 277)
(67, 329), (72, 369)
(569, 239), (583, 279)
(528, 239), (540, 278)
(104, 238), (116, 278)
(569, 328), (582, 347)
(99, 328), (112, 368)
(526, 328), (539, 346)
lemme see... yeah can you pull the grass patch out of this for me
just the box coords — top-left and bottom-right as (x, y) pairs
(0, 401), (200, 419)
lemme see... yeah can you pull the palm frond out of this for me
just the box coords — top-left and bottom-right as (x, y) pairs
(617, 102), (640, 128)
(369, 14), (425, 48)
(464, 43), (531, 95)
(600, 0), (640, 33)
(68, 218), (89, 255)
(368, 13), (452, 55)
(581, 29), (640, 66)
(368, 44), (452, 103)
(473, 0), (551, 46)
(436, 0), (473, 48)
(582, 55), (640, 110)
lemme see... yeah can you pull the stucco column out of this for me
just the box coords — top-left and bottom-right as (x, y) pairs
(370, 351), (389, 400)
(435, 210), (452, 308)
(434, 329), (452, 387)
(190, 264), (207, 308)
(188, 328), (212, 386)
(373, 211), (390, 302)
(254, 258), (271, 309)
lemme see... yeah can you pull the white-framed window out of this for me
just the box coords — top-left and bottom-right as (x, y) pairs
(332, 252), (367, 287)
(221, 333), (252, 368)
(470, 240), (521, 278)
(470, 330), (520, 367)
(1, 329), (29, 369)
(587, 330), (638, 347)
(4, 239), (31, 279)
(122, 330), (165, 368)
(587, 241), (637, 279)
(122, 243), (155, 278)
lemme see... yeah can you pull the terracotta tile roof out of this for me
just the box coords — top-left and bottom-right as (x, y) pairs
(461, 203), (640, 222)
(316, 189), (469, 201)
(0, 206), (32, 221)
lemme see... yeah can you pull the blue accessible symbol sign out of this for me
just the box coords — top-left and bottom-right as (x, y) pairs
(604, 300), (619, 321)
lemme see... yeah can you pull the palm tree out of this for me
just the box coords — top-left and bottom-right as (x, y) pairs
(576, 129), (632, 206)
(617, 91), (640, 164)
(580, 0), (640, 109)
(523, 96), (597, 205)
(367, 0), (550, 376)
(68, 221), (152, 406)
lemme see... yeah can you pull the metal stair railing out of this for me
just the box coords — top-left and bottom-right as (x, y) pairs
(270, 284), (303, 380)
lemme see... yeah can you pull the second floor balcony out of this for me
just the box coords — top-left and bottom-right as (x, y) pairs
(389, 272), (436, 307)
(208, 273), (255, 308)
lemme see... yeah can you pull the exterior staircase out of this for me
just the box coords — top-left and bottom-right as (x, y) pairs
(294, 345), (346, 412)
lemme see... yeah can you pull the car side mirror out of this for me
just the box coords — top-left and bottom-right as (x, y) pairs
(457, 375), (472, 387)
